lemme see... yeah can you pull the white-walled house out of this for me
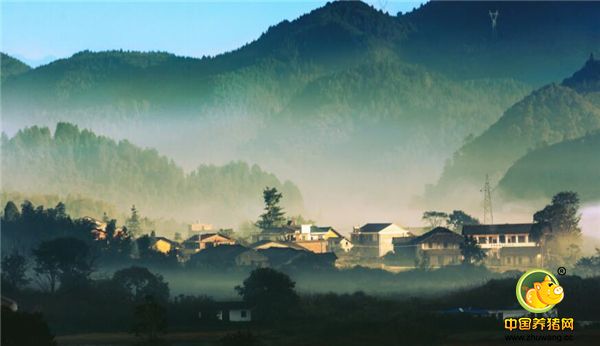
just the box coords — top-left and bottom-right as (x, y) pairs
(212, 302), (252, 322)
(351, 223), (412, 257)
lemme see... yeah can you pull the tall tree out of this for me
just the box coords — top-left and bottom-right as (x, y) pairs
(126, 205), (141, 237)
(235, 268), (299, 321)
(447, 210), (480, 231)
(256, 187), (286, 231)
(460, 235), (486, 265)
(32, 237), (94, 293)
(422, 211), (448, 228)
(3, 201), (20, 222)
(533, 191), (582, 266)
(1, 253), (29, 289)
(132, 296), (167, 343)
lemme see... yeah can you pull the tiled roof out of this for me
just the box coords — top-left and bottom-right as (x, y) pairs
(359, 223), (393, 233)
(462, 224), (534, 235)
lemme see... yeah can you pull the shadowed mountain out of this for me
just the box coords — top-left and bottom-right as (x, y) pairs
(498, 131), (600, 202)
(428, 56), (600, 206)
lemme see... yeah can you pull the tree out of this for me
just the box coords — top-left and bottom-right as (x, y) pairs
(112, 266), (169, 303)
(3, 201), (20, 222)
(132, 296), (167, 343)
(460, 235), (486, 265)
(1, 253), (29, 289)
(235, 268), (299, 321)
(127, 205), (141, 237)
(533, 191), (581, 235)
(1, 309), (57, 346)
(533, 191), (582, 266)
(422, 211), (448, 228)
(447, 210), (480, 231)
(32, 237), (94, 293)
(255, 187), (286, 231)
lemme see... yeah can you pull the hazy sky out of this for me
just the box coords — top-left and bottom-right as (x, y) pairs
(1, 0), (424, 67)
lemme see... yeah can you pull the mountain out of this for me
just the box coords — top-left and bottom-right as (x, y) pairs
(1, 1), (598, 225)
(428, 56), (600, 206)
(399, 0), (600, 84)
(0, 123), (304, 226)
(562, 54), (600, 94)
(498, 131), (600, 202)
(1, 53), (31, 82)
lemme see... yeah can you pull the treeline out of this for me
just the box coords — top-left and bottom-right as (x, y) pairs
(1, 122), (304, 224)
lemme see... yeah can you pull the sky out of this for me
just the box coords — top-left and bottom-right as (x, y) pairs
(1, 0), (424, 67)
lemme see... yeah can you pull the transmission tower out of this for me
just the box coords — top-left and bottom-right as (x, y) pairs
(488, 10), (499, 34)
(482, 174), (494, 224)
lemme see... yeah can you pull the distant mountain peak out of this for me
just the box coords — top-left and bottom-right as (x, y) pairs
(562, 53), (600, 93)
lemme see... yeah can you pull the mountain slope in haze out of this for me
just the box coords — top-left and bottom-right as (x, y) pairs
(497, 131), (600, 202)
(1, 53), (31, 82)
(1, 123), (304, 226)
(429, 56), (600, 205)
(399, 0), (600, 84)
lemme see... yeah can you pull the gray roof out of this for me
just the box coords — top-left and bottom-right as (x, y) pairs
(462, 224), (534, 236)
(410, 227), (463, 245)
(359, 223), (393, 233)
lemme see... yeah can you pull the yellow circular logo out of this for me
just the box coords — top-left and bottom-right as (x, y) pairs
(516, 269), (564, 313)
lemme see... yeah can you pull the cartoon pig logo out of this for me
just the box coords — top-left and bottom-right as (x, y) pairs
(516, 270), (564, 313)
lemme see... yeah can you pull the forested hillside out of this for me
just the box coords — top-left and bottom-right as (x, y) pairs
(428, 56), (600, 207)
(497, 131), (600, 202)
(1, 1), (598, 223)
(0, 53), (30, 82)
(1, 123), (303, 225)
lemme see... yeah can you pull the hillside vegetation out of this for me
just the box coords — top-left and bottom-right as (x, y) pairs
(1, 123), (303, 225)
(498, 131), (600, 202)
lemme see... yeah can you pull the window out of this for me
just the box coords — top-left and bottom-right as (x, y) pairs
(510, 236), (516, 243)
(241, 310), (247, 318)
(443, 242), (448, 249)
(491, 237), (498, 244)
(499, 235), (506, 243)
(518, 235), (526, 243)
(478, 237), (487, 244)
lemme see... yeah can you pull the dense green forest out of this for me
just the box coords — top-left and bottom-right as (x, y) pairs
(428, 57), (600, 206)
(1, 1), (599, 221)
(1, 123), (303, 226)
(0, 53), (30, 82)
(498, 131), (600, 202)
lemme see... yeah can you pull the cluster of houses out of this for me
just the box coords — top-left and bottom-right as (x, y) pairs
(88, 218), (543, 271)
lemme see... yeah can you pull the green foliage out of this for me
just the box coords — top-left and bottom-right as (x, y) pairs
(33, 237), (94, 293)
(447, 210), (480, 231)
(460, 235), (486, 265)
(1, 123), (304, 224)
(499, 131), (600, 201)
(421, 211), (448, 228)
(112, 266), (170, 304)
(533, 192), (582, 266)
(235, 268), (299, 321)
(255, 187), (286, 231)
(1, 253), (29, 289)
(0, 53), (31, 82)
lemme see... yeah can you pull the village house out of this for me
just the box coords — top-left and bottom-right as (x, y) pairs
(254, 224), (299, 242)
(151, 236), (180, 254)
(462, 223), (542, 268)
(250, 240), (307, 251)
(181, 233), (236, 255)
(392, 227), (464, 267)
(351, 223), (412, 257)
(291, 225), (353, 254)
(212, 302), (253, 322)
(188, 222), (213, 237)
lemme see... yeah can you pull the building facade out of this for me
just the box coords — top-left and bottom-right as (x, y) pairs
(462, 224), (542, 268)
(351, 223), (412, 257)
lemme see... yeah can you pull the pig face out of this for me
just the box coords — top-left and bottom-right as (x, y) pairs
(534, 275), (564, 306)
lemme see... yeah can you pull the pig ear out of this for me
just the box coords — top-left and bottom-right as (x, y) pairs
(534, 283), (542, 290)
